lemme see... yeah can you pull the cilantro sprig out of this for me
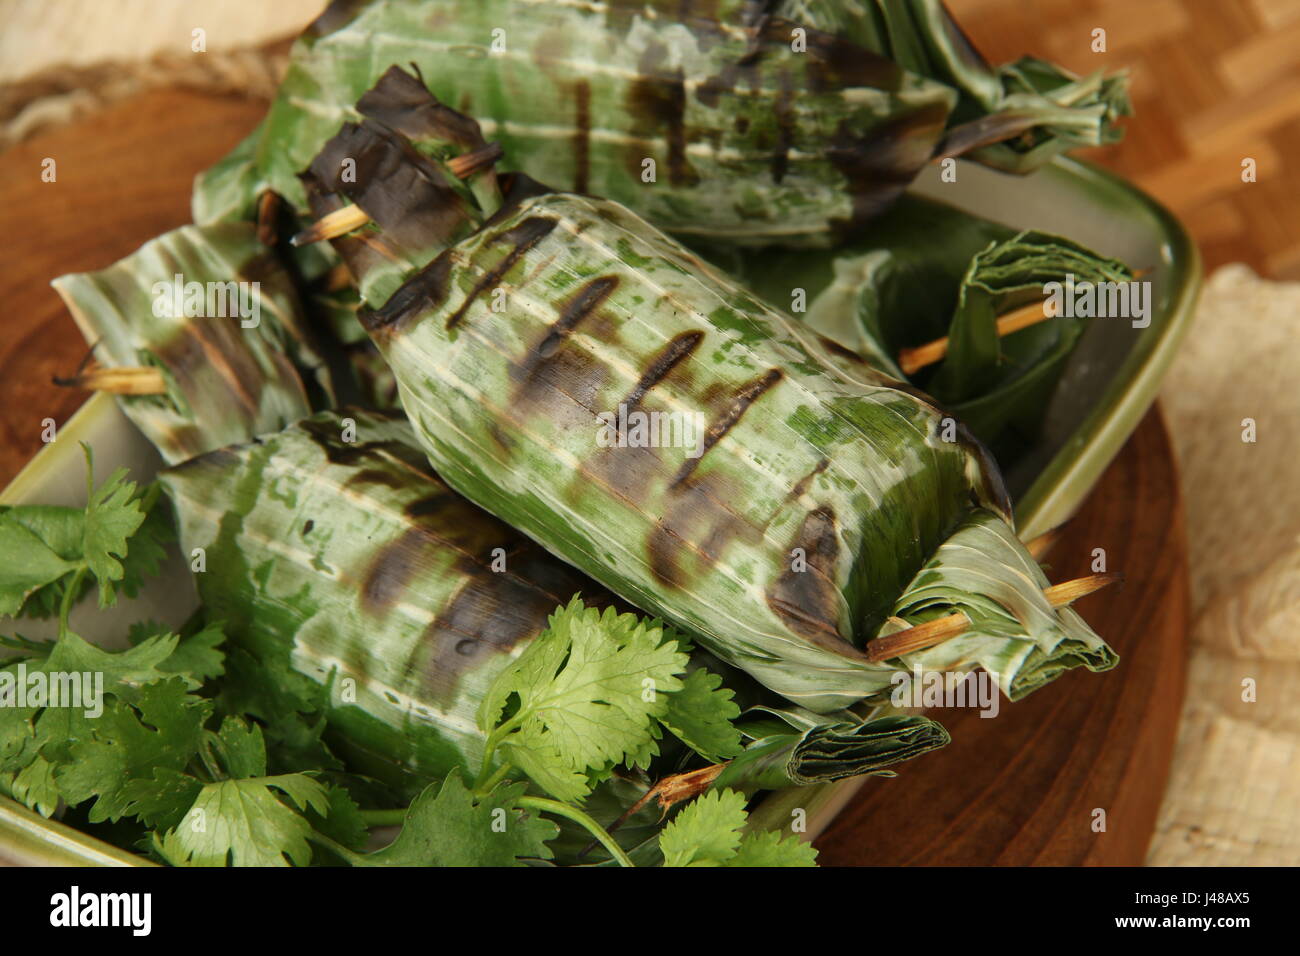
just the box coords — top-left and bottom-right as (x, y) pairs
(1, 452), (815, 867)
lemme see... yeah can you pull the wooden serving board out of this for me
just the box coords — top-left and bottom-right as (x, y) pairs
(0, 90), (1189, 866)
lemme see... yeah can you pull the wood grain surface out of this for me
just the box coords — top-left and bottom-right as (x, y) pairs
(0, 90), (266, 485)
(815, 410), (1189, 865)
(0, 87), (1189, 865)
(954, 0), (1300, 280)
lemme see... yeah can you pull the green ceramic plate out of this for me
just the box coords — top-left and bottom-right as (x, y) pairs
(0, 156), (1199, 865)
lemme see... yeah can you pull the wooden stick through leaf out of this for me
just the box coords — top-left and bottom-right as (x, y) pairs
(292, 141), (504, 247)
(54, 364), (166, 396)
(865, 571), (1121, 662)
(897, 269), (1150, 376)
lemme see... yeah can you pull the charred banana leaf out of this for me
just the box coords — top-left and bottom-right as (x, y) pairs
(51, 223), (325, 464)
(159, 409), (950, 791)
(309, 74), (1118, 712)
(195, 0), (960, 246)
(159, 407), (610, 786)
(788, 0), (1130, 171)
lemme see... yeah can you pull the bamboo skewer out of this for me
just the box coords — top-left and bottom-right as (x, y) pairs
(53, 363), (166, 396)
(291, 142), (504, 247)
(586, 569), (1121, 855)
(896, 268), (1150, 375)
(865, 571), (1121, 662)
(898, 296), (1060, 375)
(291, 203), (374, 247)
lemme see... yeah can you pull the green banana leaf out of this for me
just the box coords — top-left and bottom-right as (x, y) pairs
(193, 0), (963, 246)
(721, 707), (949, 789)
(701, 194), (1134, 453)
(159, 408), (952, 794)
(307, 73), (1116, 712)
(881, 508), (1116, 701)
(788, 0), (1131, 170)
(51, 223), (324, 464)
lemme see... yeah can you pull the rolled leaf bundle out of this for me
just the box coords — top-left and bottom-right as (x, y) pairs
(788, 0), (1131, 171)
(195, 1), (1125, 247)
(196, 0), (963, 246)
(706, 194), (1135, 449)
(306, 74), (1116, 712)
(51, 223), (323, 463)
(877, 510), (1116, 699)
(159, 408), (949, 792)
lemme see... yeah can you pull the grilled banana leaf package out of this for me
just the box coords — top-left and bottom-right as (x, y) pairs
(300, 71), (1116, 713)
(158, 409), (950, 800)
(194, 0), (1126, 247)
(4, 3), (1146, 869)
(50, 223), (325, 464)
(786, 0), (1130, 171)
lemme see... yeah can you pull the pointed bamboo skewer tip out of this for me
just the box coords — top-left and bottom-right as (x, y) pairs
(54, 364), (167, 396)
(577, 763), (725, 859)
(290, 203), (374, 247)
(866, 571), (1122, 662)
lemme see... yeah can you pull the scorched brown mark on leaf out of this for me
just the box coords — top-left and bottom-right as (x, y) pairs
(646, 470), (765, 589)
(510, 275), (619, 426)
(444, 216), (559, 330)
(672, 367), (783, 486)
(537, 276), (619, 359)
(153, 317), (266, 418)
(573, 79), (591, 194)
(627, 41), (697, 187)
(582, 329), (704, 504)
(297, 415), (434, 475)
(624, 330), (703, 410)
(362, 251), (455, 334)
(827, 102), (951, 237)
(416, 545), (607, 704)
(767, 506), (857, 652)
(788, 458), (830, 501)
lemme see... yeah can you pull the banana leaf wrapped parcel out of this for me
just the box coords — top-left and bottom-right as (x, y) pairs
(786, 0), (1131, 171)
(158, 408), (950, 798)
(51, 223), (326, 464)
(301, 72), (1116, 713)
(195, 0), (1125, 247)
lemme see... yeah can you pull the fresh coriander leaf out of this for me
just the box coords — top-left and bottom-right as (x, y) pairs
(0, 504), (84, 560)
(157, 773), (329, 867)
(505, 741), (590, 805)
(0, 515), (80, 617)
(5, 755), (60, 817)
(115, 483), (171, 600)
(479, 598), (686, 801)
(117, 768), (203, 831)
(305, 784), (369, 854)
(214, 646), (340, 773)
(43, 631), (180, 707)
(54, 678), (210, 823)
(353, 772), (556, 867)
(661, 666), (744, 762)
(129, 619), (226, 687)
(727, 829), (818, 867)
(659, 788), (748, 867)
(80, 445), (147, 608)
(659, 788), (819, 868)
(211, 716), (268, 779)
